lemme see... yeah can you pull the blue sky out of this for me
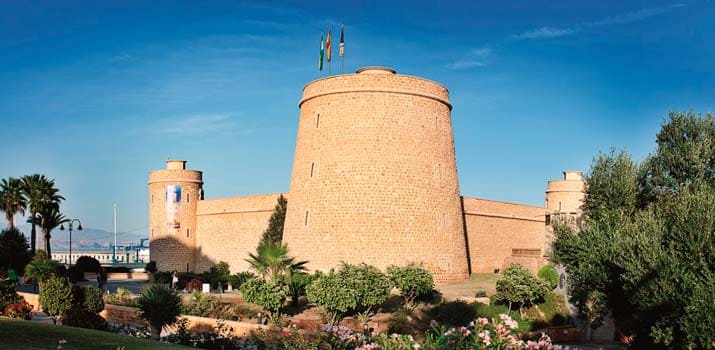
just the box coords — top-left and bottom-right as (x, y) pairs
(1, 0), (714, 239)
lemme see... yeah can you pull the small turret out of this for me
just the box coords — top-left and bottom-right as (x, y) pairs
(543, 170), (585, 256)
(148, 160), (203, 272)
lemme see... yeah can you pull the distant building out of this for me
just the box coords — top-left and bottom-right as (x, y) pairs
(52, 248), (149, 265)
(148, 67), (584, 284)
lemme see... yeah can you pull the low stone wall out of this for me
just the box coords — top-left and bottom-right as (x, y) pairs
(100, 304), (319, 337)
(17, 291), (41, 311)
(84, 272), (150, 281)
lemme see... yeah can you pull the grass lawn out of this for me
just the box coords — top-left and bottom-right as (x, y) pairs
(0, 317), (192, 350)
(437, 273), (500, 300)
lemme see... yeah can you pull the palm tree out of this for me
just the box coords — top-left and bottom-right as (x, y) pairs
(138, 284), (182, 339)
(23, 175), (64, 255)
(23, 175), (51, 253)
(29, 206), (67, 257)
(0, 177), (26, 228)
(245, 241), (307, 283)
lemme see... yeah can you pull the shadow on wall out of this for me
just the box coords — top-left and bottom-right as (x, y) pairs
(150, 237), (217, 274)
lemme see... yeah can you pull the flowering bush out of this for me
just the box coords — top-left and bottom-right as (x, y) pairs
(424, 314), (564, 350)
(320, 324), (366, 349)
(270, 327), (320, 350)
(3, 300), (33, 320)
(163, 318), (263, 350)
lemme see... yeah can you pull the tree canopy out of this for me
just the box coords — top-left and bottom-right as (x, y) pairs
(258, 194), (287, 246)
(553, 111), (715, 348)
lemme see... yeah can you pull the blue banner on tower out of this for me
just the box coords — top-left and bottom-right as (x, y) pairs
(166, 184), (181, 232)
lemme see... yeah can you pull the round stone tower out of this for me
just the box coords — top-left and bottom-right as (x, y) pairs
(282, 67), (469, 284)
(544, 170), (585, 256)
(545, 170), (585, 216)
(148, 160), (203, 272)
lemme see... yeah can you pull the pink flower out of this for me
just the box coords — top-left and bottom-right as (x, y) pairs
(478, 331), (491, 346)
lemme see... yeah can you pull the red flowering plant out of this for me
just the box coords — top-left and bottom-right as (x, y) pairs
(3, 300), (33, 320)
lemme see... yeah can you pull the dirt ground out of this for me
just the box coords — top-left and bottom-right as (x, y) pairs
(436, 273), (500, 301)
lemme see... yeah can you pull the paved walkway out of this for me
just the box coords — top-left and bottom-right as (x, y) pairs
(17, 279), (148, 295)
(30, 310), (53, 324)
(76, 279), (148, 294)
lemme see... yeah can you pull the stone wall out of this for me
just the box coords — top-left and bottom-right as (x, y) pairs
(462, 197), (547, 273)
(283, 67), (469, 284)
(194, 193), (286, 272)
(17, 291), (40, 311)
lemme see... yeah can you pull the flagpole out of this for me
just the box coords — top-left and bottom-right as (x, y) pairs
(339, 23), (345, 74)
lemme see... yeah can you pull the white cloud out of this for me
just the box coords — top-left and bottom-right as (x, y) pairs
(159, 114), (242, 135)
(512, 27), (576, 40)
(513, 4), (687, 40)
(589, 3), (686, 26)
(447, 47), (492, 70)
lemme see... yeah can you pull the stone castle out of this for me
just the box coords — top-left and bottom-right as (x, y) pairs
(148, 67), (584, 284)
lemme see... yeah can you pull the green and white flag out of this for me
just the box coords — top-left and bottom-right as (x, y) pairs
(319, 31), (324, 71)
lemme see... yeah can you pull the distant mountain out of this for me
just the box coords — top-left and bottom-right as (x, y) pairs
(8, 224), (147, 251)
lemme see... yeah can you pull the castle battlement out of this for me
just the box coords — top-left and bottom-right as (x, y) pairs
(148, 67), (585, 283)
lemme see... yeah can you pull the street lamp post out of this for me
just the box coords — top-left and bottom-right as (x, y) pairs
(60, 219), (83, 265)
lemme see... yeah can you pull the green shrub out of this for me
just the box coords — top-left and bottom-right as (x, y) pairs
(473, 301), (532, 333)
(39, 277), (75, 320)
(494, 264), (549, 313)
(151, 271), (171, 284)
(138, 284), (182, 339)
(228, 271), (256, 290)
(103, 287), (138, 308)
(182, 291), (218, 316)
(537, 264), (559, 291)
(287, 272), (312, 306)
(0, 227), (31, 275)
(538, 292), (569, 324)
(336, 263), (390, 312)
(0, 280), (20, 312)
(208, 261), (231, 290)
(387, 263), (434, 310)
(24, 254), (62, 286)
(306, 263), (390, 325)
(61, 305), (108, 330)
(240, 278), (287, 314)
(145, 261), (157, 274)
(306, 270), (358, 325)
(475, 289), (487, 298)
(430, 300), (476, 326)
(387, 308), (411, 334)
(75, 285), (104, 313)
(75, 256), (101, 273)
(68, 266), (85, 284)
